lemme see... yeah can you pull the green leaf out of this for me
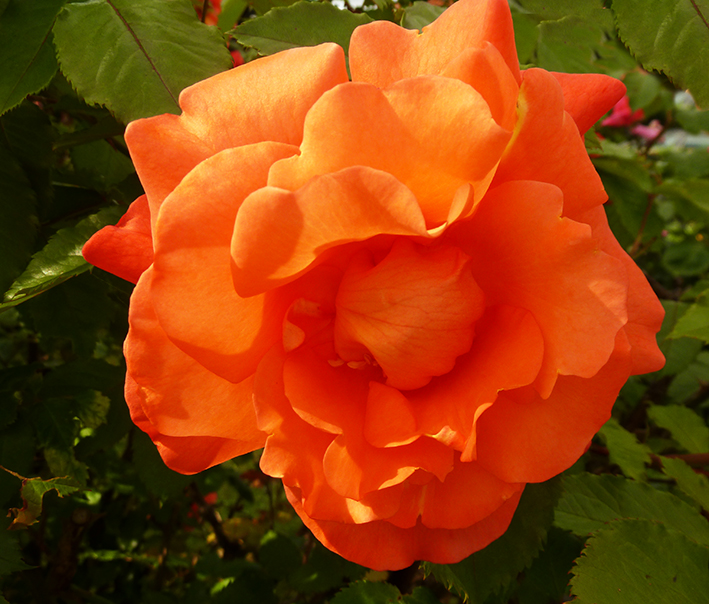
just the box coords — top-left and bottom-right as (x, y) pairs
(423, 479), (561, 603)
(663, 239), (709, 277)
(233, 1), (371, 59)
(7, 473), (81, 529)
(669, 288), (709, 342)
(218, 0), (248, 29)
(400, 2), (445, 31)
(597, 417), (652, 481)
(0, 0), (65, 115)
(613, 0), (709, 109)
(71, 140), (135, 192)
(330, 581), (401, 604)
(288, 544), (366, 594)
(660, 456), (709, 511)
(647, 405), (709, 454)
(259, 531), (302, 579)
(53, 0), (232, 123)
(657, 300), (704, 377)
(570, 520), (709, 604)
(400, 587), (440, 604)
(516, 527), (582, 604)
(554, 473), (709, 546)
(1, 205), (125, 310)
(0, 518), (32, 574)
(0, 142), (38, 295)
(133, 430), (192, 498)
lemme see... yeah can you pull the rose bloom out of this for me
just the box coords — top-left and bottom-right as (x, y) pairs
(84, 0), (664, 570)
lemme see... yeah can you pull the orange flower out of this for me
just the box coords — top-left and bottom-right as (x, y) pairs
(83, 0), (664, 570)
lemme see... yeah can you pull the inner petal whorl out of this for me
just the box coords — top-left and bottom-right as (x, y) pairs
(333, 238), (485, 390)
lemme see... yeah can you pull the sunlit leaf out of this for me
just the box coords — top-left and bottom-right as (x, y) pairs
(233, 1), (371, 58)
(53, 0), (232, 122)
(570, 520), (709, 604)
(613, 0), (709, 108)
(660, 456), (709, 511)
(647, 405), (709, 454)
(555, 473), (709, 546)
(1, 206), (125, 310)
(597, 418), (652, 481)
(5, 471), (81, 529)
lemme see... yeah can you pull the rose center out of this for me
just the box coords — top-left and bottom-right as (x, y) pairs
(333, 238), (485, 390)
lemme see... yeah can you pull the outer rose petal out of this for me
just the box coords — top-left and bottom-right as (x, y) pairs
(126, 268), (265, 448)
(150, 142), (299, 384)
(493, 68), (609, 219)
(126, 374), (257, 474)
(579, 206), (665, 375)
(82, 195), (153, 284)
(551, 72), (626, 135)
(125, 44), (349, 233)
(350, 0), (519, 87)
(476, 331), (633, 483)
(286, 485), (523, 571)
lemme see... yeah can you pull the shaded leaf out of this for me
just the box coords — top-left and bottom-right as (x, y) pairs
(1, 205), (125, 310)
(660, 456), (709, 511)
(597, 417), (652, 481)
(259, 531), (301, 579)
(53, 0), (232, 123)
(288, 543), (366, 594)
(613, 0), (709, 108)
(233, 1), (371, 59)
(669, 287), (709, 342)
(0, 0), (65, 115)
(570, 520), (709, 604)
(657, 300), (704, 376)
(0, 517), (32, 574)
(423, 479), (561, 602)
(647, 405), (709, 454)
(0, 144), (38, 296)
(554, 473), (709, 546)
(330, 581), (401, 604)
(400, 2), (445, 31)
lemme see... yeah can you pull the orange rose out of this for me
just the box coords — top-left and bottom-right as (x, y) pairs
(83, 0), (664, 570)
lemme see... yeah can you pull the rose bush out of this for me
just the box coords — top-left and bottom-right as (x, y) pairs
(83, 0), (665, 570)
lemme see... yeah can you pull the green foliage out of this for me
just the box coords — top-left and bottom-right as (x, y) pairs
(1, 206), (125, 311)
(234, 1), (371, 59)
(331, 580), (401, 604)
(555, 473), (709, 546)
(5, 472), (81, 529)
(570, 520), (709, 603)
(0, 0), (66, 116)
(53, 0), (232, 123)
(647, 404), (709, 453)
(400, 2), (444, 30)
(613, 0), (709, 109)
(423, 479), (561, 603)
(597, 417), (652, 480)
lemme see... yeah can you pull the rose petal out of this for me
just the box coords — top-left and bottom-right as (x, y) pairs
(125, 269), (265, 450)
(493, 68), (609, 219)
(349, 0), (519, 87)
(334, 239), (485, 390)
(441, 42), (520, 131)
(551, 72), (626, 135)
(126, 374), (256, 474)
(408, 304), (544, 454)
(450, 180), (628, 397)
(286, 484), (522, 571)
(82, 195), (153, 284)
(231, 167), (429, 297)
(419, 458), (523, 530)
(579, 206), (665, 374)
(268, 77), (510, 226)
(150, 142), (298, 384)
(476, 331), (633, 483)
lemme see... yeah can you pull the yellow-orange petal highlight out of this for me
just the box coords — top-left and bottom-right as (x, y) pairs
(334, 239), (485, 390)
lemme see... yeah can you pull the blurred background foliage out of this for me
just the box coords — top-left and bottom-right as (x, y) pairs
(1, 0), (709, 602)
